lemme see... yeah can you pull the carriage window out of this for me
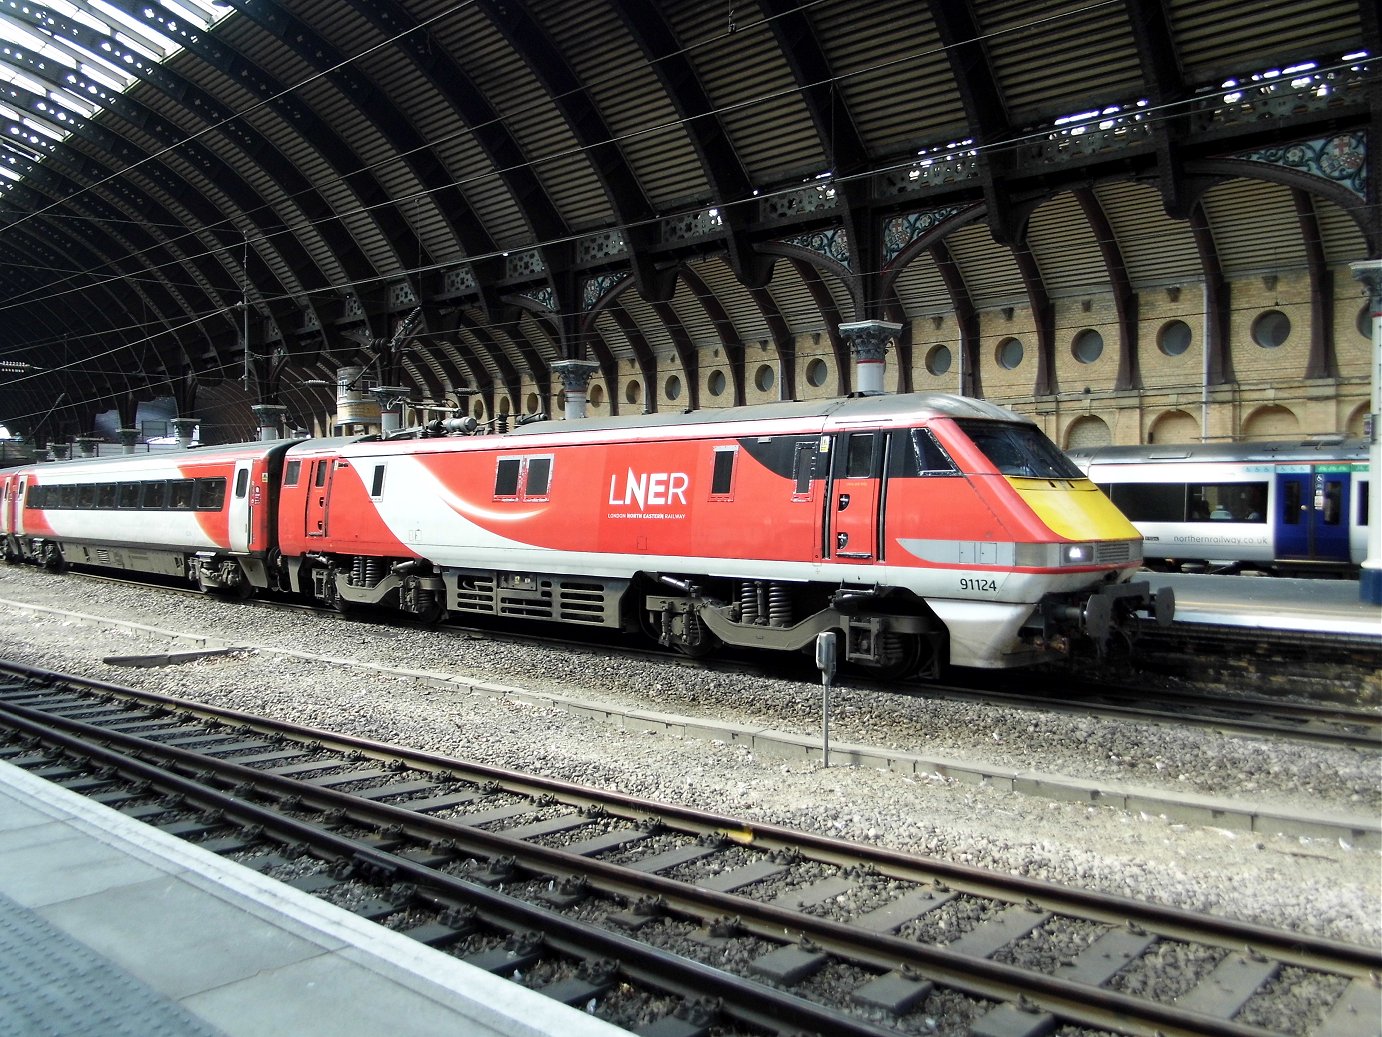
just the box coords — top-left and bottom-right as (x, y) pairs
(284, 460), (301, 486)
(168, 480), (195, 510)
(197, 478), (227, 511)
(711, 447), (737, 498)
(525, 457), (551, 498)
(494, 457), (521, 498)
(61, 485), (79, 508)
(1359, 480), (1370, 528)
(370, 464), (386, 497)
(141, 481), (167, 509)
(77, 484), (95, 508)
(1105, 483), (1185, 522)
(845, 432), (877, 479)
(792, 442), (816, 496)
(234, 469), (249, 499)
(1281, 481), (1302, 525)
(314, 462), (328, 488)
(96, 483), (118, 509)
(24, 485), (40, 508)
(118, 482), (140, 509)
(1191, 482), (1266, 522)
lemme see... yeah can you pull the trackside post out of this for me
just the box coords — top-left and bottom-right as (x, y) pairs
(815, 630), (838, 767)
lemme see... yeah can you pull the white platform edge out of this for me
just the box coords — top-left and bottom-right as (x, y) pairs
(0, 759), (626, 1037)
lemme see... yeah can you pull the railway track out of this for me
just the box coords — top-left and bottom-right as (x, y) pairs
(53, 569), (1382, 750)
(0, 661), (1376, 1037)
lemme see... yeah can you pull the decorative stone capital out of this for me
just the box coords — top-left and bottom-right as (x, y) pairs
(171, 417), (199, 448)
(250, 404), (287, 442)
(838, 320), (902, 395)
(552, 359), (601, 419)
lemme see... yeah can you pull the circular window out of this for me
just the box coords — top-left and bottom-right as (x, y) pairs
(1158, 319), (1192, 357)
(754, 364), (774, 392)
(525, 392), (539, 413)
(996, 337), (1024, 370)
(498, 396), (511, 415)
(665, 374), (681, 401)
(472, 400), (485, 420)
(625, 379), (641, 405)
(805, 358), (828, 387)
(589, 383), (604, 408)
(708, 370), (726, 397)
(1252, 309), (1291, 348)
(1357, 305), (1374, 340)
(925, 344), (951, 376)
(1072, 329), (1104, 364)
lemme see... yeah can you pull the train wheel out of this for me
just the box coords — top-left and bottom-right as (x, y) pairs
(42, 544), (66, 574)
(859, 631), (923, 681)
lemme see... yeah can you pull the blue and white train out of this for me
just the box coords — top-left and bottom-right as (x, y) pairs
(1066, 439), (1370, 576)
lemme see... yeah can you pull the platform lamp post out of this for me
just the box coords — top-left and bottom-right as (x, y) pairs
(1350, 260), (1382, 605)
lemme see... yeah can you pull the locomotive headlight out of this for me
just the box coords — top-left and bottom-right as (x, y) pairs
(1061, 542), (1094, 565)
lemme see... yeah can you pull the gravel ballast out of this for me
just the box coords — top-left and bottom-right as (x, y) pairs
(0, 566), (1376, 949)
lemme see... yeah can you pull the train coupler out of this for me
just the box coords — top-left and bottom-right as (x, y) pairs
(1039, 581), (1175, 657)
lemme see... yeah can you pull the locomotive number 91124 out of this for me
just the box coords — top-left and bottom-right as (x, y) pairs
(959, 577), (999, 592)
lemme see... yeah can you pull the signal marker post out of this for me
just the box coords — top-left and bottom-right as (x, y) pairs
(815, 631), (838, 767)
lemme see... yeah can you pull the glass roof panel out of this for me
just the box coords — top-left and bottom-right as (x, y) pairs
(0, 1), (233, 195)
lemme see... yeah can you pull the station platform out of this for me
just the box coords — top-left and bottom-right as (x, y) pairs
(1150, 572), (1382, 638)
(0, 760), (625, 1037)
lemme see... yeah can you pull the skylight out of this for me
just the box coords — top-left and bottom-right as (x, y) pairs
(0, 0), (233, 194)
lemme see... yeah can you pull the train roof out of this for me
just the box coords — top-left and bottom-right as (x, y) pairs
(497, 392), (1027, 438)
(1066, 437), (1369, 465)
(7, 437), (302, 475)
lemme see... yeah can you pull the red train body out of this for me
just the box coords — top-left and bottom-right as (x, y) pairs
(2, 393), (1170, 675)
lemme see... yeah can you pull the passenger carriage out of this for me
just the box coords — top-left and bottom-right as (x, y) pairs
(1, 441), (293, 595)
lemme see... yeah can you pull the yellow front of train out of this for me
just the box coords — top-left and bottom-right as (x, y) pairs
(952, 417), (1173, 656)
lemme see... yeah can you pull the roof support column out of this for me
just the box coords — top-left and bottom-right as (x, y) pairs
(1350, 260), (1382, 605)
(838, 320), (901, 396)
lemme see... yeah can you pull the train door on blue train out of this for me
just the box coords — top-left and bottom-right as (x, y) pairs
(828, 430), (881, 561)
(1275, 465), (1352, 562)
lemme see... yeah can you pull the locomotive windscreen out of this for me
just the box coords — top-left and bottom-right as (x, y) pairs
(955, 421), (1084, 480)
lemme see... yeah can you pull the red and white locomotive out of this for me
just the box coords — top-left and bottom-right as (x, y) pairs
(1, 393), (1171, 675)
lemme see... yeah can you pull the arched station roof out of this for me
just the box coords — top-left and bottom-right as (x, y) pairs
(0, 0), (1377, 440)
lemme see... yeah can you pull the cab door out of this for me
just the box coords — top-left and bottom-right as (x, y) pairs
(306, 458), (333, 538)
(1275, 466), (1352, 562)
(828, 430), (882, 562)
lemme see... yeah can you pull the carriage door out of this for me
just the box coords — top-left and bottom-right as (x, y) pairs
(829, 431), (882, 562)
(229, 461), (254, 552)
(306, 458), (333, 538)
(10, 477), (25, 536)
(1275, 466), (1351, 563)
